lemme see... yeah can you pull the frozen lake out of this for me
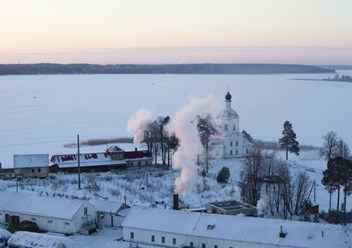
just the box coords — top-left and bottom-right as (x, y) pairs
(1, 71), (352, 167)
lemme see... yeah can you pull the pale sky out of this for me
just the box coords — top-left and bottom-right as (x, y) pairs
(1, 0), (351, 64)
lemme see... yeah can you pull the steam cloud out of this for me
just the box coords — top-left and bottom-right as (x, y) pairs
(167, 94), (216, 195)
(127, 107), (152, 144)
(257, 195), (268, 215)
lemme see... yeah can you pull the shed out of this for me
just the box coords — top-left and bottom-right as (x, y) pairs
(13, 154), (49, 178)
(89, 199), (130, 227)
(8, 231), (77, 248)
(0, 191), (96, 235)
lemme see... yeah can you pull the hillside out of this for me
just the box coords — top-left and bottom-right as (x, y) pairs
(0, 63), (334, 75)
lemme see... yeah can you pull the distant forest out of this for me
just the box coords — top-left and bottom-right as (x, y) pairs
(0, 63), (335, 75)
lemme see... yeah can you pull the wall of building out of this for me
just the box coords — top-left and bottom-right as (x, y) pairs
(14, 167), (49, 178)
(123, 227), (187, 248)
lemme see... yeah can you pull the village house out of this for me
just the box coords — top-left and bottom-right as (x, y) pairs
(0, 191), (96, 235)
(89, 199), (130, 228)
(122, 207), (349, 248)
(50, 146), (152, 173)
(13, 154), (49, 178)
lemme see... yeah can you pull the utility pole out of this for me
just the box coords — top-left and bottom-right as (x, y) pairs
(77, 134), (81, 190)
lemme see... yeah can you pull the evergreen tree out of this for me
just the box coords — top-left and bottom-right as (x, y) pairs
(322, 156), (352, 223)
(217, 166), (230, 184)
(279, 121), (299, 160)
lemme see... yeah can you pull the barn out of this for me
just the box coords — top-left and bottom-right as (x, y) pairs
(122, 207), (349, 248)
(13, 154), (49, 178)
(50, 152), (127, 173)
(0, 191), (96, 235)
(89, 199), (130, 228)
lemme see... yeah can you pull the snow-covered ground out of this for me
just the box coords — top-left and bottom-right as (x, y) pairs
(0, 148), (351, 247)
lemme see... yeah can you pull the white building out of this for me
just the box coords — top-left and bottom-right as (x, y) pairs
(210, 91), (253, 159)
(13, 154), (49, 178)
(89, 199), (130, 228)
(0, 191), (96, 235)
(122, 207), (349, 248)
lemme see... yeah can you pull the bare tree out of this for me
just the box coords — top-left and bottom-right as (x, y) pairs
(196, 113), (218, 174)
(336, 138), (350, 159)
(292, 171), (312, 215)
(320, 131), (338, 160)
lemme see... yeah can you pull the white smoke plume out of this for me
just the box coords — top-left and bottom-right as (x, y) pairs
(167, 94), (216, 195)
(127, 107), (152, 144)
(257, 196), (268, 215)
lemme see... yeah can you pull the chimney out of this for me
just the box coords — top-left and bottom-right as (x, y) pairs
(173, 194), (179, 210)
(135, 148), (138, 152)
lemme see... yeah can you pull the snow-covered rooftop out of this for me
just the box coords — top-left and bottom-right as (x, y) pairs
(13, 154), (49, 168)
(122, 207), (350, 248)
(0, 191), (86, 220)
(8, 231), (77, 248)
(89, 199), (127, 214)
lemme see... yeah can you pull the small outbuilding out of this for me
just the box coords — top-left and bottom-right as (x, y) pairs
(0, 191), (96, 235)
(13, 154), (49, 178)
(206, 200), (257, 216)
(89, 199), (130, 228)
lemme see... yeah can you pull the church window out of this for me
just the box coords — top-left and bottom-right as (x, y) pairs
(236, 150), (238, 155)
(236, 141), (239, 146)
(224, 124), (228, 131)
(230, 141), (233, 147)
(230, 150), (233, 155)
(233, 125), (236, 131)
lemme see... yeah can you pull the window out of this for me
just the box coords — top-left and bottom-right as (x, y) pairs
(230, 150), (233, 155)
(202, 243), (206, 248)
(190, 242), (194, 247)
(230, 141), (233, 147)
(236, 150), (238, 155)
(151, 235), (155, 242)
(48, 220), (53, 223)
(233, 125), (236, 131)
(130, 232), (134, 239)
(173, 238), (176, 245)
(32, 169), (34, 173)
(161, 237), (165, 244)
(246, 149), (249, 154)
(224, 124), (228, 131)
(236, 141), (239, 146)
(84, 207), (88, 215)
(38, 168), (41, 172)
(5, 214), (10, 223)
(214, 245), (218, 248)
(65, 222), (70, 226)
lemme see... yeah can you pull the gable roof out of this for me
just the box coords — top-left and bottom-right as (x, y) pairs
(89, 199), (129, 214)
(0, 191), (86, 220)
(122, 207), (349, 248)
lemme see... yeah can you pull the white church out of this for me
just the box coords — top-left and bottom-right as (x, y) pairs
(209, 91), (254, 159)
